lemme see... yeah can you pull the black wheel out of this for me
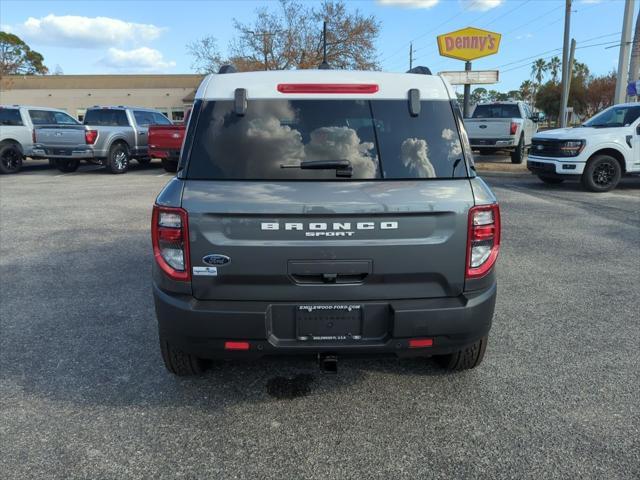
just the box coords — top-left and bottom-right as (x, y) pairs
(434, 336), (488, 371)
(538, 175), (564, 184)
(510, 135), (525, 164)
(160, 336), (206, 376)
(161, 158), (178, 173)
(581, 155), (621, 192)
(137, 157), (152, 166)
(0, 143), (23, 174)
(106, 143), (130, 174)
(55, 159), (80, 173)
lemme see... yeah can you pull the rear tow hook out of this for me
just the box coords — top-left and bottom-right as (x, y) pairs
(318, 353), (338, 374)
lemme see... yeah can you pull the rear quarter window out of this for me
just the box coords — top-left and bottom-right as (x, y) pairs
(186, 99), (467, 180)
(84, 109), (129, 126)
(0, 108), (23, 126)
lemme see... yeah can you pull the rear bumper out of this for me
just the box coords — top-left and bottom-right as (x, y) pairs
(149, 148), (180, 160)
(32, 145), (95, 159)
(470, 138), (516, 148)
(527, 157), (585, 176)
(153, 282), (496, 359)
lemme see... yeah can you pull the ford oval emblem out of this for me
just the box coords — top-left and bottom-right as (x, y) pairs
(202, 254), (231, 266)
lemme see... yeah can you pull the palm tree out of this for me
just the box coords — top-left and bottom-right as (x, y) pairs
(573, 61), (590, 79)
(531, 58), (548, 85)
(548, 56), (561, 83)
(519, 80), (534, 104)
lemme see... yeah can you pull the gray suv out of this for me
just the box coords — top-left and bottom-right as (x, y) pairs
(152, 67), (500, 375)
(33, 106), (172, 173)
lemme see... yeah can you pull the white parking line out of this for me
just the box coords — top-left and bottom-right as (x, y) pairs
(156, 172), (170, 177)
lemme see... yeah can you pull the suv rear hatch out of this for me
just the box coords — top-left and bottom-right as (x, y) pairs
(181, 97), (474, 302)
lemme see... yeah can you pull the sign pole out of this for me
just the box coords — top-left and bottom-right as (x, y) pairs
(463, 61), (472, 118)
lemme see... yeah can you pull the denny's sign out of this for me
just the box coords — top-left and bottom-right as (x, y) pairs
(437, 27), (501, 62)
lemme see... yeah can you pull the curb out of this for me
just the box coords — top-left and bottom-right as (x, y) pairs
(474, 170), (531, 178)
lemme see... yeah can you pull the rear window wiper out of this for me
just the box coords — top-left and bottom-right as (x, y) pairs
(281, 160), (353, 177)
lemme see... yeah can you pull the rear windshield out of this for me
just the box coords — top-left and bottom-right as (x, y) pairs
(472, 104), (520, 119)
(29, 110), (79, 125)
(84, 109), (129, 126)
(186, 99), (467, 180)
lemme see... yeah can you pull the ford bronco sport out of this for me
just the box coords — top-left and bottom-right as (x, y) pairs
(152, 67), (500, 375)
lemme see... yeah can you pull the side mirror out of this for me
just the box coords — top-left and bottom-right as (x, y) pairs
(531, 112), (540, 122)
(636, 124), (640, 135)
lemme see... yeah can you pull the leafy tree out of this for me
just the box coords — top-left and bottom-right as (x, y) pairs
(470, 87), (487, 104)
(228, 0), (380, 71)
(0, 32), (48, 75)
(531, 58), (547, 85)
(507, 90), (523, 100)
(584, 72), (616, 117)
(548, 56), (561, 83)
(187, 35), (223, 74)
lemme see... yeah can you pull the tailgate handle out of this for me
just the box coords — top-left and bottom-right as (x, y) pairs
(288, 260), (372, 285)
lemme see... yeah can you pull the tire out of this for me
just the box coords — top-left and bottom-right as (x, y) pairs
(581, 154), (622, 192)
(510, 135), (525, 164)
(106, 143), (130, 174)
(137, 157), (152, 166)
(55, 159), (80, 173)
(538, 175), (564, 184)
(160, 336), (206, 376)
(161, 158), (178, 173)
(434, 336), (488, 371)
(0, 143), (23, 174)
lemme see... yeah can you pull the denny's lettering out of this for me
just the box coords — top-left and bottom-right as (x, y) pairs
(437, 27), (501, 62)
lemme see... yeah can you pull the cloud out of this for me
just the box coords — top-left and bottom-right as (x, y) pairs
(15, 14), (164, 48)
(461, 0), (504, 11)
(377, 0), (440, 8)
(516, 33), (534, 40)
(99, 47), (176, 72)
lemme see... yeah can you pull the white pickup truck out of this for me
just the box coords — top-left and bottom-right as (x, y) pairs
(465, 101), (539, 164)
(528, 102), (640, 192)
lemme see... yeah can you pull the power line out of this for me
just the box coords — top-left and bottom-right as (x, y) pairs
(500, 39), (625, 74)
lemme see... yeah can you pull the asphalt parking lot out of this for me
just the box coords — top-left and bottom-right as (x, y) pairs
(1, 160), (639, 479)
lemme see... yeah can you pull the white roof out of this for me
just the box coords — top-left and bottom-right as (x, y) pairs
(195, 69), (454, 101)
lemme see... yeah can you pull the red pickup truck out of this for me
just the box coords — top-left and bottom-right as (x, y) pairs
(148, 110), (190, 172)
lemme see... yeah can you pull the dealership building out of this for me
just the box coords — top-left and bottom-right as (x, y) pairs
(0, 74), (205, 123)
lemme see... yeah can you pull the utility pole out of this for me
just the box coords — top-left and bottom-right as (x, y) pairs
(409, 42), (414, 70)
(463, 61), (472, 118)
(559, 0), (572, 128)
(627, 10), (640, 100)
(614, 0), (635, 104)
(561, 39), (576, 126)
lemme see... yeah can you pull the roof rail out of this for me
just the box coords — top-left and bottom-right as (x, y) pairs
(406, 66), (432, 75)
(218, 64), (237, 74)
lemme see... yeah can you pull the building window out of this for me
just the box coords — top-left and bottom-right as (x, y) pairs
(171, 109), (185, 123)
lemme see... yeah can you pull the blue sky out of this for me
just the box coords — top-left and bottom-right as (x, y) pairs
(0, 0), (634, 92)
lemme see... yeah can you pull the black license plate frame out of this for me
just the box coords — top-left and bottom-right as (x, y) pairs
(296, 305), (363, 341)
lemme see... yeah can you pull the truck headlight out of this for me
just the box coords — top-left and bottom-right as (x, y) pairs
(559, 140), (585, 157)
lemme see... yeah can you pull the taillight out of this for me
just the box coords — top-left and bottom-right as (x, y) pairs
(510, 121), (518, 135)
(466, 204), (500, 279)
(85, 129), (98, 145)
(152, 205), (190, 281)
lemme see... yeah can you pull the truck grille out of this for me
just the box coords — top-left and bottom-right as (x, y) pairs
(531, 139), (565, 157)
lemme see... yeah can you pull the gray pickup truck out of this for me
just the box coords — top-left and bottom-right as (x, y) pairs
(152, 67), (501, 376)
(33, 106), (173, 174)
